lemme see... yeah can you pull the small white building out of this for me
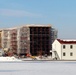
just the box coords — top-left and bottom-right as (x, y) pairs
(52, 39), (76, 60)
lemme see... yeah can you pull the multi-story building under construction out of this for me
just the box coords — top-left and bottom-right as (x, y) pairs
(0, 24), (57, 56)
(29, 25), (52, 56)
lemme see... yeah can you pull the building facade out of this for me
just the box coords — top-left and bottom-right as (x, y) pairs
(2, 29), (10, 51)
(0, 30), (3, 56)
(29, 25), (51, 56)
(52, 39), (76, 60)
(0, 30), (2, 49)
(17, 26), (30, 55)
(0, 24), (57, 56)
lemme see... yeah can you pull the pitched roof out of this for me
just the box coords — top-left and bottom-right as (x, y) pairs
(57, 39), (76, 44)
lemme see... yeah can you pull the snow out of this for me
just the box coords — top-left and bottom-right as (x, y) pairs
(0, 57), (22, 61)
(0, 61), (76, 75)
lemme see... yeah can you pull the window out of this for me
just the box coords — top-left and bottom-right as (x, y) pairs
(63, 52), (66, 56)
(70, 52), (73, 56)
(63, 45), (65, 49)
(70, 45), (73, 49)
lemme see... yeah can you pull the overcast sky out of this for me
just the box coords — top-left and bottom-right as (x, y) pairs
(0, 0), (76, 39)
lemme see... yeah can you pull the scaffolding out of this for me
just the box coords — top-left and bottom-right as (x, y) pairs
(30, 26), (51, 56)
(2, 30), (10, 49)
(1, 24), (57, 56)
(17, 26), (30, 55)
(10, 29), (17, 54)
(0, 31), (2, 48)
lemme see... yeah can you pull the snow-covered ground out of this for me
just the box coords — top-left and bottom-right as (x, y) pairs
(0, 61), (76, 75)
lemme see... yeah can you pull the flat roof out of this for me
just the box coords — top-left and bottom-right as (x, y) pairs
(25, 24), (52, 27)
(0, 24), (52, 31)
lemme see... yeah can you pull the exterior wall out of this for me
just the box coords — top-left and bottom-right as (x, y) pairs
(1, 27), (30, 56)
(30, 27), (51, 56)
(53, 40), (76, 60)
(17, 26), (30, 55)
(10, 29), (17, 54)
(17, 28), (20, 54)
(7, 31), (11, 49)
(0, 31), (3, 56)
(52, 40), (62, 59)
(61, 44), (76, 60)
(2, 30), (10, 50)
(0, 31), (2, 49)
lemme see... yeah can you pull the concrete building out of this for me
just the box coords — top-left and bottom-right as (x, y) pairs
(2, 29), (10, 51)
(0, 24), (57, 56)
(0, 30), (2, 49)
(52, 39), (76, 60)
(10, 28), (18, 54)
(0, 30), (3, 56)
(17, 26), (30, 55)
(17, 24), (54, 56)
